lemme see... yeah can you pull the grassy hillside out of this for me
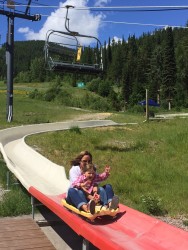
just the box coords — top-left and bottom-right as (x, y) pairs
(0, 81), (188, 220)
(0, 81), (109, 128)
(26, 118), (188, 216)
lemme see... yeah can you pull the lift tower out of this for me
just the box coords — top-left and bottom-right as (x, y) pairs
(0, 0), (41, 122)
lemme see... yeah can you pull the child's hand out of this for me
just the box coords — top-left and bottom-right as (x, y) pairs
(105, 165), (111, 173)
(82, 180), (91, 188)
(93, 193), (100, 203)
(85, 180), (92, 186)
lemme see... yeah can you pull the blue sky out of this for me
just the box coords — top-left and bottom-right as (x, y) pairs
(1, 0), (188, 45)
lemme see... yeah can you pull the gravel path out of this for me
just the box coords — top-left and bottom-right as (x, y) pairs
(154, 215), (188, 232)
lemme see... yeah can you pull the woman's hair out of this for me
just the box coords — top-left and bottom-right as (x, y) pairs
(70, 150), (92, 166)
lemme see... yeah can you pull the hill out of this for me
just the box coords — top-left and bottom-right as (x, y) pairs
(0, 26), (188, 109)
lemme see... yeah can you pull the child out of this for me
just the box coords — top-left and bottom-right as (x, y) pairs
(72, 163), (110, 205)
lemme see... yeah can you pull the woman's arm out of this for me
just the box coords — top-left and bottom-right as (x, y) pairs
(69, 165), (81, 186)
(72, 175), (84, 188)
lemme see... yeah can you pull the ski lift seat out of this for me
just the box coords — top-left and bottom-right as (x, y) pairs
(48, 46), (75, 58)
(45, 28), (103, 75)
(48, 57), (102, 74)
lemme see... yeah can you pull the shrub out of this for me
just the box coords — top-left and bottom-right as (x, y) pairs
(141, 194), (165, 216)
(0, 159), (31, 216)
(69, 126), (81, 134)
(0, 187), (31, 217)
(183, 220), (188, 226)
(28, 89), (44, 100)
(56, 89), (72, 105)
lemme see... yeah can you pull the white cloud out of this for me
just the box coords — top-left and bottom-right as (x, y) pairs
(94, 0), (111, 7)
(17, 27), (30, 33)
(17, 0), (105, 46)
(112, 36), (122, 43)
(105, 36), (122, 47)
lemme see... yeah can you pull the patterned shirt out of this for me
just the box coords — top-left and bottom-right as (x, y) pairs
(72, 171), (109, 194)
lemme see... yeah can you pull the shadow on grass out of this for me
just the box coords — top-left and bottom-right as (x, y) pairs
(95, 143), (144, 152)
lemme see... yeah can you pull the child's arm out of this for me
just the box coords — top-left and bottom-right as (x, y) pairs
(80, 180), (91, 194)
(86, 194), (94, 200)
(72, 176), (90, 192)
(83, 184), (100, 202)
(94, 165), (111, 183)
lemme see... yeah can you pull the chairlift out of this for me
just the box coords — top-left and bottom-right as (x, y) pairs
(44, 5), (103, 74)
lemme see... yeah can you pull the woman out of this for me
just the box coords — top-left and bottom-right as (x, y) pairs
(66, 150), (119, 214)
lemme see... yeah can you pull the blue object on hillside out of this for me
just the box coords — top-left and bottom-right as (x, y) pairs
(138, 99), (160, 107)
(77, 82), (85, 88)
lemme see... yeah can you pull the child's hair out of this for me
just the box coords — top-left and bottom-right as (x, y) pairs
(82, 163), (96, 173)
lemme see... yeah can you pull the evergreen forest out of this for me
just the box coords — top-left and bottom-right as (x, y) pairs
(0, 26), (188, 110)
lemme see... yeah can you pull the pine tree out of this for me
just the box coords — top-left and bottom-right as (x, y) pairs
(147, 46), (163, 100)
(162, 27), (177, 101)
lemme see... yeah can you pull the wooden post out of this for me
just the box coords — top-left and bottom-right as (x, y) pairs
(146, 89), (149, 121)
(166, 98), (172, 111)
(168, 100), (171, 111)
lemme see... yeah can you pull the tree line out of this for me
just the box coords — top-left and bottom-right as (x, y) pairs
(0, 26), (188, 110)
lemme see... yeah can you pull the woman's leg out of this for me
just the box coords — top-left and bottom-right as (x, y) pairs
(103, 184), (114, 203)
(77, 189), (88, 203)
(103, 184), (119, 209)
(98, 187), (108, 205)
(66, 188), (87, 209)
(66, 188), (96, 214)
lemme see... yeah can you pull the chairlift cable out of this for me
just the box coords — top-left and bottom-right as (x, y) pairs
(1, 3), (188, 11)
(77, 5), (188, 11)
(88, 7), (188, 12)
(102, 20), (188, 29)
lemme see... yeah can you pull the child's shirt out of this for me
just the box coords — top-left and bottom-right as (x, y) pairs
(72, 171), (109, 194)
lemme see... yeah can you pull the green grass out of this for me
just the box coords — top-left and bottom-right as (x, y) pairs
(26, 118), (188, 216)
(0, 158), (31, 216)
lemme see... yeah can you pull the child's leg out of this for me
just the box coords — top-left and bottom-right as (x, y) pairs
(87, 194), (93, 200)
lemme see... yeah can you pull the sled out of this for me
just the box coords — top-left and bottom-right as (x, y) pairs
(61, 199), (119, 221)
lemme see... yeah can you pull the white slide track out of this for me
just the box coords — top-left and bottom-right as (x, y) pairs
(0, 120), (188, 250)
(0, 120), (116, 195)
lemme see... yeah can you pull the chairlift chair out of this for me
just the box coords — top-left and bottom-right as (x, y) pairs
(44, 6), (103, 75)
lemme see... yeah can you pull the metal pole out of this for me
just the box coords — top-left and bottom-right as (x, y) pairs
(31, 196), (35, 219)
(6, 15), (14, 122)
(5, 170), (10, 191)
(82, 239), (90, 250)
